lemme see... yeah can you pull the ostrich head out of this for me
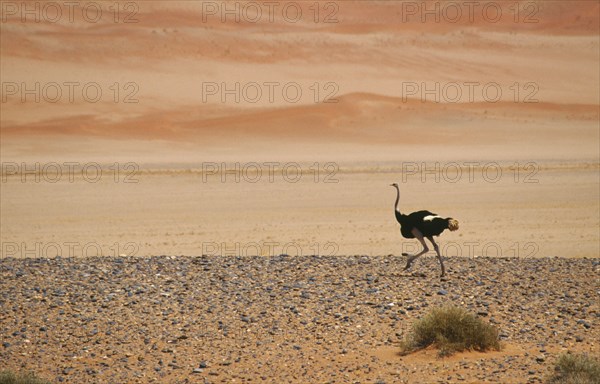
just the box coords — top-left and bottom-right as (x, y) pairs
(389, 183), (399, 188)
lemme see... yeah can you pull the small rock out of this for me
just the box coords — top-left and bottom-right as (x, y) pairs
(536, 355), (545, 363)
(576, 320), (592, 329)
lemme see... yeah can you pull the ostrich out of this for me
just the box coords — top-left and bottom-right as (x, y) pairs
(390, 183), (459, 277)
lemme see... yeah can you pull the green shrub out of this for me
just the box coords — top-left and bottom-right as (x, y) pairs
(0, 371), (51, 384)
(401, 305), (500, 357)
(546, 353), (600, 384)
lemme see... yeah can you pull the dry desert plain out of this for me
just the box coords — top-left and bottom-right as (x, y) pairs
(0, 1), (599, 383)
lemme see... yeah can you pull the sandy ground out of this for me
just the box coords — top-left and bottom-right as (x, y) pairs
(1, 161), (599, 259)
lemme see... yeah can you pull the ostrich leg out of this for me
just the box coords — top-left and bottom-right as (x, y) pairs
(427, 236), (445, 277)
(403, 229), (428, 270)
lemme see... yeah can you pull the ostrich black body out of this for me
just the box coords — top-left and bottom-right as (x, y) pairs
(395, 210), (455, 238)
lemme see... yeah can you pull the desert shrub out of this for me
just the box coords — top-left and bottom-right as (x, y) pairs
(546, 353), (600, 384)
(401, 305), (500, 357)
(0, 371), (50, 384)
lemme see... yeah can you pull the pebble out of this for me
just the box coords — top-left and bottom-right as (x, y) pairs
(535, 355), (545, 363)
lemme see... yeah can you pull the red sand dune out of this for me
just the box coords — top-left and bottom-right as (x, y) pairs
(1, 1), (598, 162)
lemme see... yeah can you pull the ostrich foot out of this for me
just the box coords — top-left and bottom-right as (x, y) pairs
(402, 254), (416, 270)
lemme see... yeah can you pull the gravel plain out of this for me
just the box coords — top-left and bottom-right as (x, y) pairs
(1, 255), (599, 383)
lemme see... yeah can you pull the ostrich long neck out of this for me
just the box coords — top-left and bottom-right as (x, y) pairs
(394, 186), (401, 214)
